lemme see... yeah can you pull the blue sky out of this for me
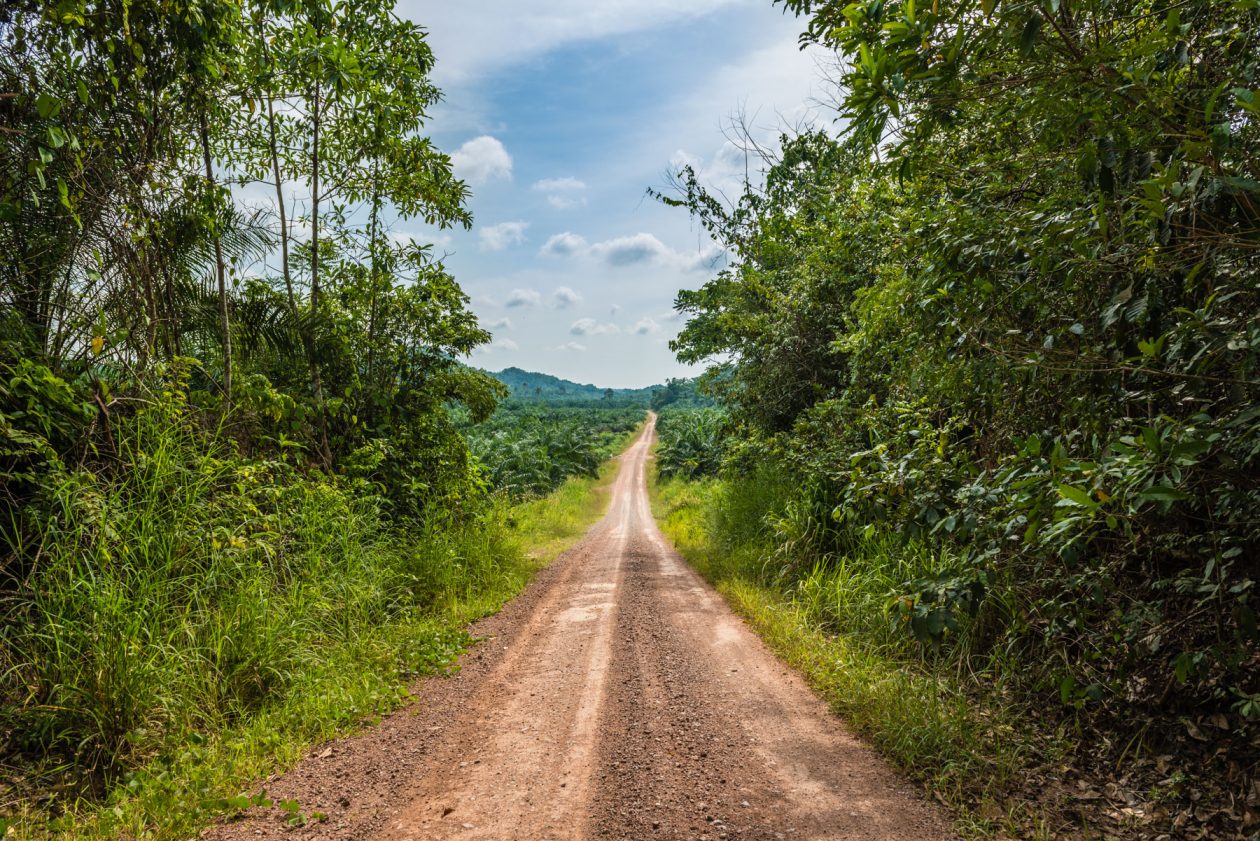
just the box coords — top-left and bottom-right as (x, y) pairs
(392, 1), (829, 387)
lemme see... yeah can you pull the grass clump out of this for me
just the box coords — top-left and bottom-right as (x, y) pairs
(650, 466), (1065, 839)
(0, 401), (628, 840)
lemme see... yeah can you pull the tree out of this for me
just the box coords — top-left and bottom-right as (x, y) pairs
(661, 0), (1260, 794)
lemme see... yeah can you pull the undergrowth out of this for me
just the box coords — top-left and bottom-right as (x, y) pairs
(0, 407), (630, 840)
(649, 466), (1070, 840)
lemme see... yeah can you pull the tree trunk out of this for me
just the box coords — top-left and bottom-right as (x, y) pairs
(366, 172), (381, 429)
(308, 75), (333, 469)
(199, 109), (232, 409)
(267, 100), (298, 313)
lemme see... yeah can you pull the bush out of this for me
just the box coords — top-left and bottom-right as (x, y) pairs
(0, 389), (516, 789)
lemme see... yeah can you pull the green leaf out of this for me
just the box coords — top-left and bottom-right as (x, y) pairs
(1019, 15), (1041, 56)
(1137, 485), (1191, 503)
(35, 93), (62, 119)
(1057, 483), (1097, 508)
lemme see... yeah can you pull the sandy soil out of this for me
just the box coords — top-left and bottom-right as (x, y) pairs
(204, 418), (955, 840)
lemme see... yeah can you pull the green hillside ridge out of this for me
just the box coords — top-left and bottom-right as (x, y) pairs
(488, 367), (660, 403)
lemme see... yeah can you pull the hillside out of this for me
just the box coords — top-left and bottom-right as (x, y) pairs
(489, 367), (659, 404)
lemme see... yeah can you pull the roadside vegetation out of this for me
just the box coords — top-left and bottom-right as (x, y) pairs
(652, 440), (1061, 838)
(0, 2), (644, 836)
(654, 0), (1260, 836)
(4, 436), (622, 839)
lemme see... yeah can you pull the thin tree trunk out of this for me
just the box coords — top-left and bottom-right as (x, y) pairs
(161, 263), (179, 359)
(308, 75), (333, 469)
(268, 101), (298, 313)
(139, 249), (159, 365)
(258, 15), (327, 463)
(199, 109), (232, 409)
(366, 172), (381, 429)
(258, 19), (298, 316)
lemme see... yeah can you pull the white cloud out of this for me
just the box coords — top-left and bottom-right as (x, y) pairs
(489, 317), (513, 329)
(633, 317), (661, 335)
(505, 288), (542, 308)
(681, 243), (727, 273)
(539, 231), (588, 257)
(655, 38), (831, 201)
(556, 341), (587, 352)
(589, 232), (672, 267)
(552, 286), (583, 308)
(539, 229), (720, 271)
(610, 304), (621, 316)
(479, 220), (529, 251)
(475, 337), (520, 355)
(451, 136), (513, 185)
(534, 176), (586, 192)
(570, 318), (620, 336)
(532, 176), (588, 209)
(408, 1), (746, 84)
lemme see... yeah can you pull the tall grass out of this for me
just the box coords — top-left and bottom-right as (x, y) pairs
(2, 403), (628, 838)
(651, 464), (1063, 838)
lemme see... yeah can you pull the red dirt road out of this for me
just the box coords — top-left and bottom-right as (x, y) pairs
(205, 418), (954, 840)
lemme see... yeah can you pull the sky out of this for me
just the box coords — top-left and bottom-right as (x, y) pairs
(391, 1), (830, 388)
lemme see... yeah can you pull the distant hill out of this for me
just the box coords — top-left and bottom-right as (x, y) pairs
(489, 367), (660, 404)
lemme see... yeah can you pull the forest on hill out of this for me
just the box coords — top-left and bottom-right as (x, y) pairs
(486, 367), (660, 405)
(652, 0), (1259, 837)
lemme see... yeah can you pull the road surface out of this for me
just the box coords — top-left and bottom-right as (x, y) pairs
(206, 417), (953, 840)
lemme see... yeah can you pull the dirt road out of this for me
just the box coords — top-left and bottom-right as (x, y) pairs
(206, 417), (953, 840)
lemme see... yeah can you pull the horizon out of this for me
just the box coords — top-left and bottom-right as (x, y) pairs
(486, 364), (668, 393)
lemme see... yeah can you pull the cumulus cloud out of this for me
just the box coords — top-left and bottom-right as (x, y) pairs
(475, 337), (520, 355)
(552, 286), (583, 308)
(556, 341), (587, 352)
(451, 136), (513, 184)
(532, 176), (588, 209)
(539, 231), (588, 257)
(539, 229), (719, 272)
(505, 288), (542, 308)
(479, 220), (528, 251)
(633, 317), (661, 335)
(489, 317), (513, 329)
(570, 318), (620, 336)
(680, 243), (727, 273)
(589, 232), (671, 266)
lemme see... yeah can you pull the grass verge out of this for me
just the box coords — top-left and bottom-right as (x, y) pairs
(5, 439), (627, 841)
(649, 470), (1067, 840)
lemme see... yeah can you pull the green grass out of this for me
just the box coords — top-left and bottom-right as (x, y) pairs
(2, 415), (630, 841)
(649, 469), (1065, 840)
